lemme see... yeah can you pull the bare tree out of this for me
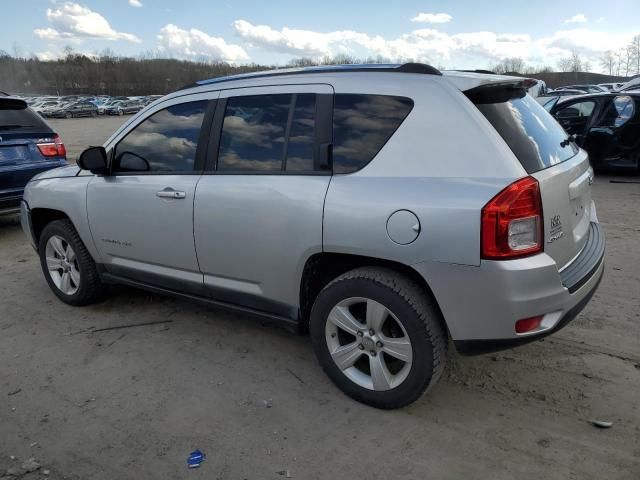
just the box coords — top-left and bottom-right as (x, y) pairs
(622, 46), (634, 76)
(569, 49), (583, 72)
(490, 57), (527, 74)
(631, 34), (640, 75)
(557, 57), (573, 72)
(600, 50), (616, 75)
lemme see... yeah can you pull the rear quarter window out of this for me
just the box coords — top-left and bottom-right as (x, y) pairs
(332, 94), (413, 174)
(474, 93), (578, 173)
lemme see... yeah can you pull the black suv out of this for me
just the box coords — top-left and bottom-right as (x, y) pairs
(50, 101), (98, 119)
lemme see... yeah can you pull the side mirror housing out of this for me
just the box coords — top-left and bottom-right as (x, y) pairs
(78, 146), (109, 175)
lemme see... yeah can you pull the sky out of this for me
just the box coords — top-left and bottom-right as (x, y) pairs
(3, 0), (640, 71)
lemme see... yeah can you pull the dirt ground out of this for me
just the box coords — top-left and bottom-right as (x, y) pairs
(1, 116), (639, 479)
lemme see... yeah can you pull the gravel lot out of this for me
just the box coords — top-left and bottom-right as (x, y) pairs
(1, 116), (639, 479)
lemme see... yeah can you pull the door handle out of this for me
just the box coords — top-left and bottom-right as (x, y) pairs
(156, 188), (186, 199)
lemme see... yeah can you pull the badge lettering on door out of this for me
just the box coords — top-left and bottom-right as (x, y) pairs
(101, 238), (132, 247)
(548, 215), (563, 243)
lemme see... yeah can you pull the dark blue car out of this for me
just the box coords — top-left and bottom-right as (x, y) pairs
(0, 97), (67, 215)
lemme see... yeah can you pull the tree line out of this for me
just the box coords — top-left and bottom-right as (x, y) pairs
(0, 50), (398, 96)
(600, 35), (640, 76)
(0, 46), (636, 96)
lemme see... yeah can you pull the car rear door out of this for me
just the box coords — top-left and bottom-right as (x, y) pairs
(87, 93), (217, 294)
(193, 84), (333, 317)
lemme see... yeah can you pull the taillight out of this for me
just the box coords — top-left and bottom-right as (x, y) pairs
(37, 134), (66, 159)
(481, 176), (543, 259)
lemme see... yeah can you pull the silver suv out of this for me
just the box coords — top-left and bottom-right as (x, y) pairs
(21, 64), (605, 409)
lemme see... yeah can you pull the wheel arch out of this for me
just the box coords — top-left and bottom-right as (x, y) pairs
(31, 208), (72, 246)
(299, 252), (448, 335)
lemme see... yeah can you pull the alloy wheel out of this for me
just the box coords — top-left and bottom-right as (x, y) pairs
(45, 235), (80, 295)
(325, 297), (413, 391)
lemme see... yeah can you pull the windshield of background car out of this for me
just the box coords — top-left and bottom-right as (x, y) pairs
(473, 91), (578, 173)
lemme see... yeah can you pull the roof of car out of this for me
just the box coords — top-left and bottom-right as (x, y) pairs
(555, 90), (640, 105)
(188, 63), (442, 89)
(174, 62), (532, 98)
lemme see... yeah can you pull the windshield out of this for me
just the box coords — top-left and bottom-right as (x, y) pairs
(474, 93), (578, 173)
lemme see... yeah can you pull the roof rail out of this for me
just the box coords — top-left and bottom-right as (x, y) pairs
(180, 62), (442, 90)
(452, 69), (497, 75)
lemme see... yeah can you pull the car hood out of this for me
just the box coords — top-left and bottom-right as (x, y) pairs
(31, 164), (79, 181)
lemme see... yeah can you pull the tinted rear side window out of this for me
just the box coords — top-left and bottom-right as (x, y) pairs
(332, 94), (413, 174)
(0, 100), (48, 131)
(474, 93), (577, 173)
(218, 93), (318, 173)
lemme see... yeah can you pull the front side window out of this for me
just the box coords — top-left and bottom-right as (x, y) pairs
(217, 93), (317, 172)
(332, 94), (414, 174)
(556, 100), (596, 119)
(113, 101), (206, 173)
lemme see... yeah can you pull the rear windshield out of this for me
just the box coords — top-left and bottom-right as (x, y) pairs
(474, 93), (578, 173)
(0, 100), (48, 131)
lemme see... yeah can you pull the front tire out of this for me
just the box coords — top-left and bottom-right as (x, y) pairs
(310, 267), (447, 409)
(39, 219), (104, 306)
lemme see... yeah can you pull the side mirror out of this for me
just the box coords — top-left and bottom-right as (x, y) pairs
(78, 146), (109, 175)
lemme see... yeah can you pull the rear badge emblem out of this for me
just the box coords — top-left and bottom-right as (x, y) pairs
(548, 215), (564, 243)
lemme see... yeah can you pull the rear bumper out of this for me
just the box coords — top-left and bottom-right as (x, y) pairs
(0, 193), (22, 215)
(413, 222), (605, 355)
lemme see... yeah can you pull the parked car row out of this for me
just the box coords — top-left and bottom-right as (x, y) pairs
(13, 94), (163, 119)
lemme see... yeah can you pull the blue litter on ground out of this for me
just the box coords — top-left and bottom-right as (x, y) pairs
(187, 449), (205, 469)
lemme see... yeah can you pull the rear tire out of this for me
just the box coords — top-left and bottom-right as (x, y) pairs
(310, 267), (447, 409)
(39, 219), (104, 306)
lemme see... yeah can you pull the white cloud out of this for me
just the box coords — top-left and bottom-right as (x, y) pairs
(231, 20), (639, 71)
(129, 0), (143, 7)
(36, 51), (59, 61)
(411, 13), (452, 24)
(232, 20), (531, 63)
(34, 2), (140, 42)
(538, 28), (633, 56)
(157, 24), (249, 62)
(564, 14), (587, 24)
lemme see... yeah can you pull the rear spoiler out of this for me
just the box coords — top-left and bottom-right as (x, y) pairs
(442, 71), (537, 94)
(464, 80), (538, 104)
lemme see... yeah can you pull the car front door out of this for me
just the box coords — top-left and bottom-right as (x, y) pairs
(193, 85), (333, 319)
(553, 98), (600, 141)
(584, 95), (640, 168)
(87, 94), (217, 294)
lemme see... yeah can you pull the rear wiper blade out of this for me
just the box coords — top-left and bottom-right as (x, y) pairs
(560, 134), (577, 147)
